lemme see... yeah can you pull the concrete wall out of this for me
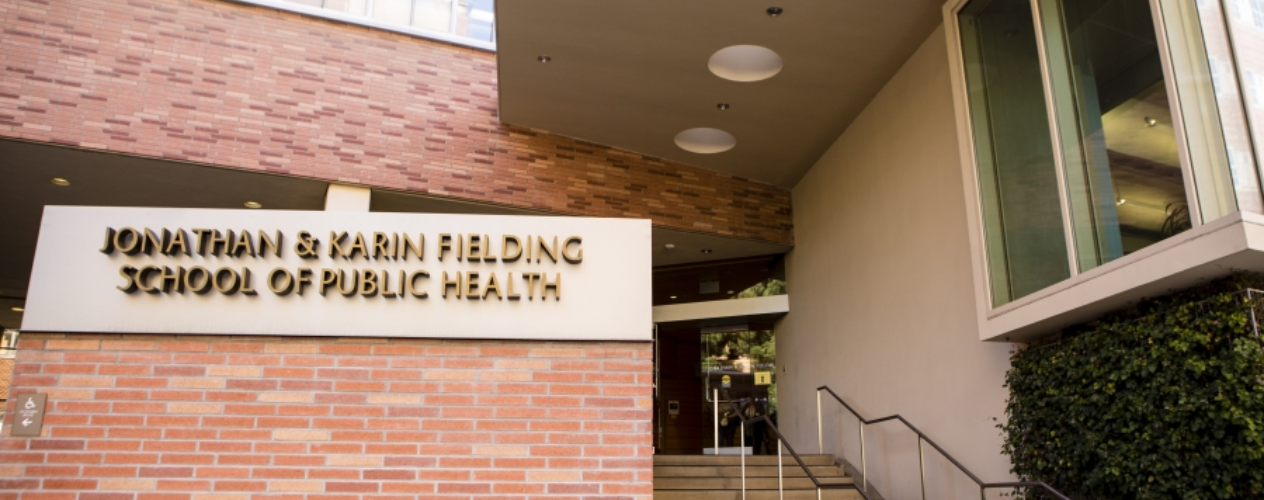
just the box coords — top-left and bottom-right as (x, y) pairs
(779, 26), (1016, 498)
(1, 334), (653, 500)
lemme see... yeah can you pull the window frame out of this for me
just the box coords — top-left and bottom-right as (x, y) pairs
(222, 0), (496, 52)
(944, 0), (1264, 340)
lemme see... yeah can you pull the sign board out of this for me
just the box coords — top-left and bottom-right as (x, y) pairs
(22, 207), (652, 341)
(754, 371), (772, 386)
(11, 393), (46, 437)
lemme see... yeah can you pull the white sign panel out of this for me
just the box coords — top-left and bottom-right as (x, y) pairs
(23, 207), (652, 341)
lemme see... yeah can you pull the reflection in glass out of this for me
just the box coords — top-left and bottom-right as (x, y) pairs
(1038, 0), (1193, 268)
(457, 0), (496, 43)
(279, 0), (493, 45)
(1220, 0), (1264, 208)
(960, 0), (1072, 306)
(323, 0), (368, 16)
(412, 0), (453, 33)
(373, 0), (414, 25)
(1156, 0), (1261, 219)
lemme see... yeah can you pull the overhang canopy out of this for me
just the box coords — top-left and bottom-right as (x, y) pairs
(495, 0), (944, 187)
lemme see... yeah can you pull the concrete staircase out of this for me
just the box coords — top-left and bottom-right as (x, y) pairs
(653, 454), (862, 500)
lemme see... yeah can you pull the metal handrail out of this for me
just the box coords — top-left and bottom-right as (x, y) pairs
(816, 385), (1071, 500)
(717, 388), (873, 500)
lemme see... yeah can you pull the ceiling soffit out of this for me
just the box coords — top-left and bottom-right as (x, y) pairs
(495, 0), (944, 188)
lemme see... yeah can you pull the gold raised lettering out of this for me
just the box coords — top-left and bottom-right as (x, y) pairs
(296, 268), (313, 295)
(402, 233), (424, 261)
(562, 236), (583, 263)
(166, 229), (190, 256)
(502, 235), (522, 262)
(185, 267), (212, 295)
(483, 272), (502, 300)
(541, 273), (561, 300)
(101, 227), (117, 254)
(464, 271), (480, 299)
(268, 268), (294, 295)
(258, 230), (282, 257)
(441, 271), (460, 298)
(116, 266), (138, 293)
(537, 236), (558, 263)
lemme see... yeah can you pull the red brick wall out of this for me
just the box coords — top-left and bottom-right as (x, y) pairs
(0, 334), (653, 500)
(0, 0), (793, 245)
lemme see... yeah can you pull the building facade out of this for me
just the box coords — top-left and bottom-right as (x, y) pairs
(2, 0), (1263, 499)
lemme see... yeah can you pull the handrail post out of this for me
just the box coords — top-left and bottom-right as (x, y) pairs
(918, 436), (927, 500)
(777, 439), (784, 500)
(816, 389), (823, 454)
(740, 420), (746, 500)
(980, 486), (986, 500)
(859, 421), (867, 492)
(713, 388), (719, 455)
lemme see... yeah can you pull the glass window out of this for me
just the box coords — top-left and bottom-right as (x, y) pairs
(323, 0), (368, 16)
(412, 0), (453, 32)
(457, 0), (497, 43)
(277, 0), (495, 48)
(372, 0), (414, 25)
(1036, 0), (1195, 269)
(959, 0), (1073, 306)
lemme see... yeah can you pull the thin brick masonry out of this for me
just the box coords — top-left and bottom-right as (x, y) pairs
(0, 0), (793, 245)
(0, 334), (654, 500)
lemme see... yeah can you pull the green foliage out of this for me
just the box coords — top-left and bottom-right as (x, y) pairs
(1002, 275), (1264, 499)
(735, 278), (786, 299)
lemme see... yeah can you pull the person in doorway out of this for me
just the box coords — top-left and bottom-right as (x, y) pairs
(745, 398), (768, 455)
(719, 406), (740, 447)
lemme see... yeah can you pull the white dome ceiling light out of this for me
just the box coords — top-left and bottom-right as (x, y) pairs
(708, 45), (783, 82)
(675, 128), (736, 154)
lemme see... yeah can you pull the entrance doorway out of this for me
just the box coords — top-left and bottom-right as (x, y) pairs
(653, 322), (777, 455)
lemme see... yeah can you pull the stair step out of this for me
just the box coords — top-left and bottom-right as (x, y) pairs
(654, 489), (863, 500)
(654, 465), (842, 477)
(655, 476), (855, 490)
(654, 455), (836, 467)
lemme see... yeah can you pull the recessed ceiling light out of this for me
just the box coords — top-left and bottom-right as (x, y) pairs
(244, 201), (262, 209)
(767, 6), (784, 16)
(674, 128), (736, 154)
(709, 45), (783, 82)
(1116, 199), (1127, 206)
(538, 55), (551, 63)
(701, 249), (713, 254)
(1144, 116), (1157, 127)
(10, 306), (23, 312)
(727, 290), (735, 294)
(665, 243), (676, 250)
(670, 296), (677, 299)
(50, 177), (70, 187)
(716, 103), (730, 110)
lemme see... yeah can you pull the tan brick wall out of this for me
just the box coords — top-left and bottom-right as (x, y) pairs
(0, 0), (793, 245)
(1, 333), (653, 500)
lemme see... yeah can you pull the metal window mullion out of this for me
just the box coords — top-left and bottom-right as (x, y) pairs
(450, 0), (459, 34)
(1150, 0), (1206, 227)
(1029, 0), (1082, 277)
(950, 6), (1006, 308)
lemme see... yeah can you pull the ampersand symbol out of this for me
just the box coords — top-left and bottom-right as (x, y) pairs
(295, 231), (320, 259)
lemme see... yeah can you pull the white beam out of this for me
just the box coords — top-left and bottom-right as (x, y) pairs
(325, 184), (371, 212)
(652, 295), (789, 324)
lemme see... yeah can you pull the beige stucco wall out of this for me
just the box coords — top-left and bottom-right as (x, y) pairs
(779, 25), (1016, 498)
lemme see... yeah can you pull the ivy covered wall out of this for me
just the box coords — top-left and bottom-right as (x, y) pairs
(1003, 275), (1264, 499)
